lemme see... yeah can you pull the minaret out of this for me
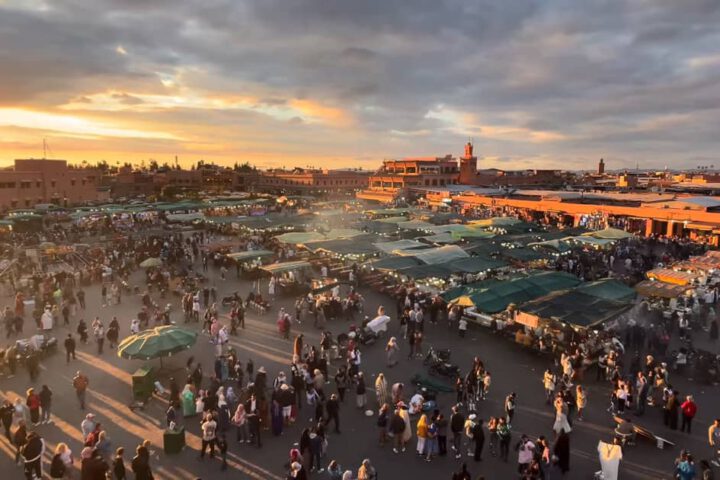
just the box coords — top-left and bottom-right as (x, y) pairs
(598, 158), (605, 175)
(459, 140), (477, 184)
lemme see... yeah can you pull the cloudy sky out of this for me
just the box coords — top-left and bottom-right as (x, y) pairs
(1, 0), (719, 170)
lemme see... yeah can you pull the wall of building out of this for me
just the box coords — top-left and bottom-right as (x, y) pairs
(0, 159), (101, 210)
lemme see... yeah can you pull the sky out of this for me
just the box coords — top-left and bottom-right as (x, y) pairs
(0, 0), (719, 171)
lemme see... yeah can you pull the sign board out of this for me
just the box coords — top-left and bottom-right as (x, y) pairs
(515, 311), (540, 328)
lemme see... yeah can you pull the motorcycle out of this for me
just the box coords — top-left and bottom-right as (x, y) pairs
(425, 346), (460, 378)
(423, 346), (451, 366)
(222, 292), (242, 306)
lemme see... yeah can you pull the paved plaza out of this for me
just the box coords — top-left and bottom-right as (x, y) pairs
(0, 260), (718, 480)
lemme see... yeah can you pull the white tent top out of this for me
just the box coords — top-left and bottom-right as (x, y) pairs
(405, 245), (469, 265)
(374, 239), (430, 254)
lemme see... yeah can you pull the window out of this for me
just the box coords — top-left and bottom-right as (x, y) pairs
(71, 180), (76, 186)
(51, 181), (56, 188)
(36, 181), (41, 187)
(25, 199), (30, 207)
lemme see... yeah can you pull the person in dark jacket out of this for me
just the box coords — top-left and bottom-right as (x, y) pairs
(112, 447), (126, 479)
(131, 445), (153, 480)
(553, 429), (571, 473)
(389, 409), (406, 453)
(81, 447), (109, 480)
(0, 399), (13, 440)
(21, 431), (44, 479)
(325, 393), (341, 433)
(472, 418), (485, 461)
(13, 420), (27, 465)
(450, 405), (465, 459)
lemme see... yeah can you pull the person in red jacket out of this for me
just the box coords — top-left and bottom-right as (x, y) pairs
(25, 388), (41, 426)
(680, 395), (697, 434)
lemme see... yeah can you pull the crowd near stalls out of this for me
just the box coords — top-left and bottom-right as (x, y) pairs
(0, 194), (719, 480)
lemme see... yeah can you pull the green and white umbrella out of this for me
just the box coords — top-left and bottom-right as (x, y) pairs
(117, 326), (198, 361)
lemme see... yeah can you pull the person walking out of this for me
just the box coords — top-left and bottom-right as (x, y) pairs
(576, 385), (587, 421)
(131, 444), (153, 480)
(199, 412), (217, 459)
(472, 417), (485, 462)
(708, 418), (720, 467)
(389, 407), (406, 453)
(113, 447), (126, 479)
(374, 373), (388, 407)
(450, 405), (465, 459)
(386, 337), (399, 367)
(681, 395), (697, 434)
(25, 388), (40, 426)
(326, 394), (341, 434)
(21, 431), (45, 480)
(497, 418), (512, 462)
(553, 428), (571, 474)
(73, 371), (89, 409)
(39, 385), (53, 424)
(64, 334), (76, 364)
(504, 393), (516, 426)
(516, 434), (535, 474)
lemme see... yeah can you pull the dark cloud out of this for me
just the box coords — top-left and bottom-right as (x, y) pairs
(0, 0), (719, 168)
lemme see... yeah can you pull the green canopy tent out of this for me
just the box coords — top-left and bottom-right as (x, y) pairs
(519, 290), (633, 329)
(364, 256), (424, 272)
(117, 325), (198, 366)
(576, 279), (636, 302)
(448, 256), (508, 273)
(462, 271), (581, 313)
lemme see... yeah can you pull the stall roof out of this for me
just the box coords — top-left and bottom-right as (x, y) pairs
(226, 250), (275, 261)
(646, 268), (701, 286)
(520, 290), (633, 328)
(407, 245), (469, 265)
(374, 239), (430, 254)
(275, 231), (327, 244)
(501, 248), (550, 262)
(468, 217), (522, 227)
(462, 271), (581, 313)
(365, 256), (423, 271)
(396, 219), (435, 231)
(582, 227), (634, 240)
(576, 279), (636, 302)
(635, 280), (690, 298)
(398, 264), (454, 280)
(419, 232), (460, 244)
(305, 235), (380, 256)
(260, 260), (311, 274)
(449, 256), (508, 273)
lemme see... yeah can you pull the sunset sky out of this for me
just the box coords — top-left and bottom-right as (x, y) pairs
(1, 0), (719, 170)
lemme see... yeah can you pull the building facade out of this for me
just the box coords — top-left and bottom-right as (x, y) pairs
(357, 155), (459, 202)
(0, 159), (101, 211)
(256, 168), (371, 195)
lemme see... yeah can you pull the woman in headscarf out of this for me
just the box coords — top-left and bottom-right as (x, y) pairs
(552, 393), (572, 435)
(181, 384), (195, 417)
(386, 337), (399, 367)
(299, 428), (312, 472)
(416, 414), (429, 456)
(375, 373), (388, 407)
(357, 458), (376, 480)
